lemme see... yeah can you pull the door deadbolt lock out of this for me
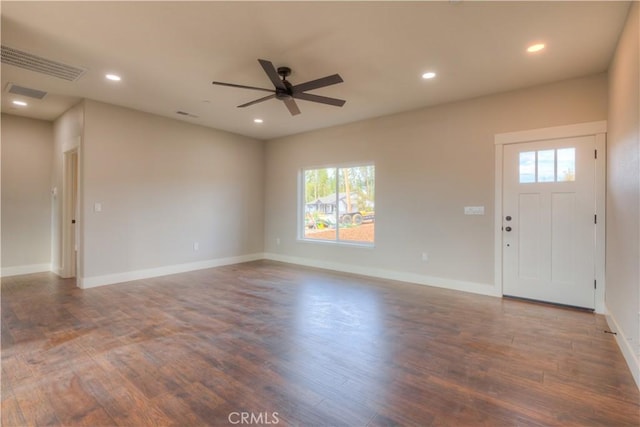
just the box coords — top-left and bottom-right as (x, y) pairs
(505, 216), (512, 221)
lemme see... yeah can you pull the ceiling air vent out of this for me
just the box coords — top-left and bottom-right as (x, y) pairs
(6, 83), (47, 100)
(1, 45), (86, 81)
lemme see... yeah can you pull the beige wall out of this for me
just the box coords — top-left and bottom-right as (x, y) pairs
(606, 2), (640, 384)
(1, 114), (53, 274)
(0, 71), (613, 294)
(264, 73), (608, 294)
(81, 100), (265, 284)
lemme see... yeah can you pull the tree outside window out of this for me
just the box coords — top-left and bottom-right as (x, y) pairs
(302, 165), (375, 244)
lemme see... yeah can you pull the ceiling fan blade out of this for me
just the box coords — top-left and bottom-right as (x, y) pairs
(291, 74), (343, 94)
(212, 81), (275, 93)
(237, 94), (276, 108)
(283, 98), (301, 116)
(292, 92), (346, 107)
(258, 59), (286, 90)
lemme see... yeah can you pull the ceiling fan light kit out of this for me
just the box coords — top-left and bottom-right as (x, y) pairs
(212, 59), (345, 116)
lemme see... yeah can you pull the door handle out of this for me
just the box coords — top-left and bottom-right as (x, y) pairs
(505, 226), (512, 232)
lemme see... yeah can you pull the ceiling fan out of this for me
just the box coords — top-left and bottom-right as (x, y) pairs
(212, 59), (345, 116)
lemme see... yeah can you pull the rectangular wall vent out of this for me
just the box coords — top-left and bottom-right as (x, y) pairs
(6, 83), (47, 99)
(1, 45), (86, 81)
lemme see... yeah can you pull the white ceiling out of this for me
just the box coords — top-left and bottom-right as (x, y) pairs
(0, 1), (631, 140)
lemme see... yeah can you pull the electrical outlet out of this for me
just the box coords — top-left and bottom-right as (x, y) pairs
(193, 242), (199, 251)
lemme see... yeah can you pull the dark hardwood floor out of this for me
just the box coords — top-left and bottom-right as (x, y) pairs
(2, 260), (639, 426)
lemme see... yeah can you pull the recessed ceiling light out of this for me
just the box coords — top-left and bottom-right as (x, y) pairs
(422, 72), (436, 79)
(12, 100), (27, 106)
(105, 74), (121, 81)
(254, 118), (264, 124)
(527, 43), (545, 53)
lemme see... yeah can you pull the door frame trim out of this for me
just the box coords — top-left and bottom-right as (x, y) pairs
(494, 121), (607, 313)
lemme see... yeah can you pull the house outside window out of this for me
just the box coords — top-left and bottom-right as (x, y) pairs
(301, 164), (375, 245)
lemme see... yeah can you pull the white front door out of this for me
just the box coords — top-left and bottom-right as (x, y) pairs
(502, 135), (596, 309)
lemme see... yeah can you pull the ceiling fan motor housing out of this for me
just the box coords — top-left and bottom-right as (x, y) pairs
(276, 81), (294, 100)
(275, 67), (293, 100)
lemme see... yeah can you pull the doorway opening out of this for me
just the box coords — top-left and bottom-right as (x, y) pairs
(62, 148), (79, 281)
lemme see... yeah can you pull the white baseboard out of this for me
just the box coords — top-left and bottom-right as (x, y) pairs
(605, 305), (640, 389)
(78, 253), (265, 289)
(1, 263), (52, 277)
(5, 254), (496, 298)
(263, 252), (500, 298)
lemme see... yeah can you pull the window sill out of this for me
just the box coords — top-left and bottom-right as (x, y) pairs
(297, 238), (375, 249)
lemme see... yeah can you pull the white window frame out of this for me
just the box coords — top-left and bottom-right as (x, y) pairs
(298, 162), (375, 247)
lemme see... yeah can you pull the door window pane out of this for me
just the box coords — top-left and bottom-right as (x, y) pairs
(557, 148), (576, 182)
(518, 147), (577, 184)
(537, 150), (555, 182)
(519, 152), (536, 183)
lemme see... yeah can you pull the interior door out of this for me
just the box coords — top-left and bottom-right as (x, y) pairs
(502, 135), (596, 309)
(71, 150), (78, 277)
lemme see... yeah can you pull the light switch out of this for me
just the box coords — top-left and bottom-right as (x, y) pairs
(464, 206), (485, 215)
(94, 202), (102, 212)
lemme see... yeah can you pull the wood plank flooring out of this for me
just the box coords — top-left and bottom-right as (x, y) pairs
(2, 260), (639, 426)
